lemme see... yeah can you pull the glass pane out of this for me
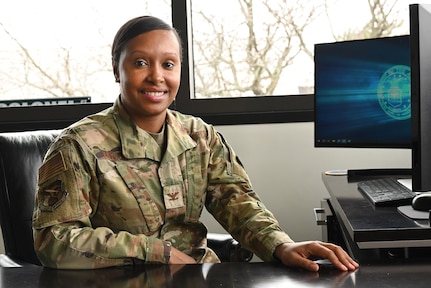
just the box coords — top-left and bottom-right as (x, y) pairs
(0, 0), (171, 106)
(190, 0), (419, 99)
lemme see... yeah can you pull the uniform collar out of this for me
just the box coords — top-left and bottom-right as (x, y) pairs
(112, 97), (196, 161)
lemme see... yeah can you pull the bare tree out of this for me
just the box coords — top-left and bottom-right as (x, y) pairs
(192, 0), (324, 98)
(0, 1), (170, 102)
(193, 0), (404, 98)
(0, 22), (112, 100)
(326, 0), (404, 41)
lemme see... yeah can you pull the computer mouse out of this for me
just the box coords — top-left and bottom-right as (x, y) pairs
(412, 193), (431, 211)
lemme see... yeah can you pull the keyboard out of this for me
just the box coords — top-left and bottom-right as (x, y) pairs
(357, 177), (416, 207)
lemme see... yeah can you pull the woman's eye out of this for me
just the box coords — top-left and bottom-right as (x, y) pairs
(135, 60), (148, 67)
(164, 62), (175, 69)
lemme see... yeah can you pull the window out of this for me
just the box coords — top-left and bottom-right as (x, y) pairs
(0, 0), (421, 129)
(173, 0), (315, 124)
(0, 0), (171, 104)
(173, 0), (417, 124)
(0, 0), (170, 131)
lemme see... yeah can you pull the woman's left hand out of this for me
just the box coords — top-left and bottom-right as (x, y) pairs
(274, 241), (359, 272)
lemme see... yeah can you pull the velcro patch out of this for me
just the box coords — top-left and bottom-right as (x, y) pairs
(164, 186), (185, 210)
(39, 151), (66, 183)
(39, 179), (68, 212)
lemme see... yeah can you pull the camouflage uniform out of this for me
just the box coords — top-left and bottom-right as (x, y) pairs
(32, 97), (293, 269)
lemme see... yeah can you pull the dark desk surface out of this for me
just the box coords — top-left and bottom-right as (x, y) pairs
(4, 261), (431, 288)
(322, 174), (431, 250)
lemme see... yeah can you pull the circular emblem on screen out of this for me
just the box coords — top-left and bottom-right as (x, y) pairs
(377, 65), (411, 120)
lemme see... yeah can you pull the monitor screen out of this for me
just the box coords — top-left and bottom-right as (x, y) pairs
(314, 35), (411, 148)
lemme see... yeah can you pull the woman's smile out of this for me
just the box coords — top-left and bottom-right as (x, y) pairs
(140, 90), (168, 102)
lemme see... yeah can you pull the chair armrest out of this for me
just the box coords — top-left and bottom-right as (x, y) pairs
(0, 254), (39, 267)
(207, 233), (253, 262)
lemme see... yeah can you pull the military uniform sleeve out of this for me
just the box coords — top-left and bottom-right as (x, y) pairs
(205, 130), (294, 262)
(32, 135), (171, 269)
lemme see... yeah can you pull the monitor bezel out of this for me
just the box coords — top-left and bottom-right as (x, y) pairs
(410, 3), (431, 192)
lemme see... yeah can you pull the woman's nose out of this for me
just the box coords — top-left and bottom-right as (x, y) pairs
(146, 66), (164, 84)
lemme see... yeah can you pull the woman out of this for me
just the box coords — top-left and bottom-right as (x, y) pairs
(32, 16), (358, 272)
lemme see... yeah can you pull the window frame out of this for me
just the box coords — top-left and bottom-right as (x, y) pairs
(0, 103), (112, 132)
(171, 0), (314, 125)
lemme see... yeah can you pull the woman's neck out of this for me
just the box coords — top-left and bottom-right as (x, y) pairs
(133, 113), (167, 133)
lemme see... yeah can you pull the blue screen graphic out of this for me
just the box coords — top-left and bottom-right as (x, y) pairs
(314, 35), (411, 148)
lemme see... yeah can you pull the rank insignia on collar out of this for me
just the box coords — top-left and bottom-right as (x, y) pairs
(167, 192), (179, 201)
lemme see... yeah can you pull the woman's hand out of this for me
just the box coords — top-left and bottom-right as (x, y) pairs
(169, 247), (197, 264)
(274, 241), (359, 272)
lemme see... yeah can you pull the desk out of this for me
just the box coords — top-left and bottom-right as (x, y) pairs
(3, 261), (431, 288)
(321, 173), (431, 261)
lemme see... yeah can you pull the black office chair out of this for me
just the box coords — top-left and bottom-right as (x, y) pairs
(0, 130), (60, 266)
(0, 130), (252, 267)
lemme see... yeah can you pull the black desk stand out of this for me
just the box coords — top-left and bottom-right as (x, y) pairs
(347, 168), (412, 180)
(321, 173), (431, 263)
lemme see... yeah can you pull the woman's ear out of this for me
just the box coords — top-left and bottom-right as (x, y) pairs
(112, 59), (120, 82)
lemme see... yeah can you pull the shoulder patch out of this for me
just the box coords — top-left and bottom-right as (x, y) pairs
(39, 179), (68, 212)
(39, 151), (66, 184)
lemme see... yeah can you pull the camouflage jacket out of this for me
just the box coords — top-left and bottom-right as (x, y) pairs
(32, 97), (293, 269)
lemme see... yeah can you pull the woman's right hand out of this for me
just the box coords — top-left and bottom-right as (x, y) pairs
(169, 247), (197, 264)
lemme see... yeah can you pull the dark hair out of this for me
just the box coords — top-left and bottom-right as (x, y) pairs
(111, 16), (183, 78)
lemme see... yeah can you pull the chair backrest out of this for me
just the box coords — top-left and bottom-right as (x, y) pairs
(0, 130), (61, 265)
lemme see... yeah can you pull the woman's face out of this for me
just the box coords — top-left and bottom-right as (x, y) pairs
(116, 29), (181, 129)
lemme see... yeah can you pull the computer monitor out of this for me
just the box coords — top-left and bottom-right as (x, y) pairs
(314, 35), (411, 148)
(410, 3), (431, 192)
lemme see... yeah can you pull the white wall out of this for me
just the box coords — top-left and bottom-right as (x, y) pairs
(202, 121), (411, 242)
